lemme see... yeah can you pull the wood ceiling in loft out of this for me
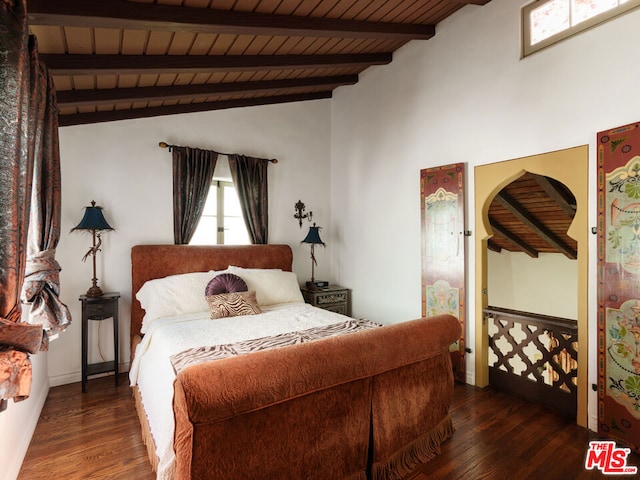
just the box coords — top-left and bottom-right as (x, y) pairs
(26, 0), (491, 127)
(487, 173), (578, 259)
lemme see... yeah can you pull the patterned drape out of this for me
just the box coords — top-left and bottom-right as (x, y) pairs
(0, 0), (69, 409)
(20, 37), (72, 339)
(228, 154), (269, 244)
(0, 0), (32, 327)
(172, 147), (218, 244)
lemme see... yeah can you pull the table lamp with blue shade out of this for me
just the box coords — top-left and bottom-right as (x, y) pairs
(302, 223), (325, 290)
(71, 200), (114, 297)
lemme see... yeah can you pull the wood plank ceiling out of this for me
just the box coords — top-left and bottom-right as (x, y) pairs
(25, 1), (575, 257)
(26, 0), (491, 127)
(25, 1), (576, 257)
(487, 173), (578, 259)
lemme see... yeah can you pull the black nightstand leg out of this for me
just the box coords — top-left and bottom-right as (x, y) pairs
(113, 309), (119, 386)
(81, 304), (88, 393)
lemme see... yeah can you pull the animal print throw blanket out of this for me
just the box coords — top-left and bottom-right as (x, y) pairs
(170, 318), (381, 374)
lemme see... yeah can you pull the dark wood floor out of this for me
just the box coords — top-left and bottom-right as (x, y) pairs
(19, 374), (636, 479)
(19, 374), (154, 480)
(405, 386), (632, 480)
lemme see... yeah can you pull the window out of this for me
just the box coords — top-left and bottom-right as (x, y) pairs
(189, 181), (250, 245)
(522, 0), (640, 56)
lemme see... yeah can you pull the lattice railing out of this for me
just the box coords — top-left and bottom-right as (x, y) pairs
(485, 306), (578, 417)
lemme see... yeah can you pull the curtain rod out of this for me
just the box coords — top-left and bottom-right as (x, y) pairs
(158, 142), (278, 164)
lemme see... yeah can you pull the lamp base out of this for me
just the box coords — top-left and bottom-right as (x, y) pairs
(85, 285), (104, 297)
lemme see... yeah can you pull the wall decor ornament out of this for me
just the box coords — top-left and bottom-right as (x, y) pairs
(598, 121), (640, 453)
(421, 163), (466, 382)
(293, 200), (312, 228)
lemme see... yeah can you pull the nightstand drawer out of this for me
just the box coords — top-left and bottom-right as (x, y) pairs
(301, 285), (351, 316)
(316, 292), (348, 306)
(322, 303), (348, 315)
(84, 301), (115, 319)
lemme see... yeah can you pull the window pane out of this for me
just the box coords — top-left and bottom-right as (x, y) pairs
(223, 185), (243, 216)
(224, 216), (250, 245)
(572, 0), (618, 25)
(201, 185), (217, 216)
(524, 0), (640, 56)
(530, 0), (570, 45)
(190, 216), (217, 245)
(190, 182), (251, 245)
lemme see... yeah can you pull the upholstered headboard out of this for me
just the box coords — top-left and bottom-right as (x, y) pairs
(130, 244), (294, 351)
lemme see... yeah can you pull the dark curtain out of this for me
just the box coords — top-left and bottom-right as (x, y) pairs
(228, 154), (269, 244)
(0, 0), (68, 409)
(172, 147), (218, 244)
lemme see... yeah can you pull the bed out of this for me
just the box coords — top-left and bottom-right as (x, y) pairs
(129, 244), (460, 480)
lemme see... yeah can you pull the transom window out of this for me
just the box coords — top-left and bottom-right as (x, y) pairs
(189, 180), (250, 245)
(522, 0), (640, 56)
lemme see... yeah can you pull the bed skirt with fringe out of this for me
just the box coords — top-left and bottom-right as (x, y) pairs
(133, 385), (160, 474)
(371, 415), (454, 480)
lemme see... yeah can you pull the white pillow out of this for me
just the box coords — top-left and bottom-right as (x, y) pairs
(136, 270), (219, 333)
(227, 266), (304, 306)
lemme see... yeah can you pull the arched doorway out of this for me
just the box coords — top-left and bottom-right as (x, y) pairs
(474, 145), (589, 427)
(485, 172), (578, 417)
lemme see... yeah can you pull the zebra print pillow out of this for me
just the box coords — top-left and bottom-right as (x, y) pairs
(205, 291), (262, 319)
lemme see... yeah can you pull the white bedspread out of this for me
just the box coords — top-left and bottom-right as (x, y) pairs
(129, 302), (354, 480)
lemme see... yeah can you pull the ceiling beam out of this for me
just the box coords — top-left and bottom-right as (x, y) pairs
(489, 219), (538, 258)
(531, 173), (577, 217)
(454, 0), (492, 4)
(42, 53), (392, 76)
(56, 75), (358, 107)
(495, 192), (577, 259)
(27, 0), (435, 40)
(57, 91), (332, 127)
(487, 239), (502, 253)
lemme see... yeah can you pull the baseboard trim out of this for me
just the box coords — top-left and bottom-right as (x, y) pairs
(2, 379), (49, 480)
(49, 362), (130, 387)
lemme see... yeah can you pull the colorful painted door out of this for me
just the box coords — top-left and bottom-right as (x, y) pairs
(421, 163), (466, 382)
(598, 121), (640, 452)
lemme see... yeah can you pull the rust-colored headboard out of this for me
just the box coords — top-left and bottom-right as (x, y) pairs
(130, 244), (294, 353)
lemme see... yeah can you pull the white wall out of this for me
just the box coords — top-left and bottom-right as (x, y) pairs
(487, 250), (578, 319)
(330, 0), (640, 432)
(51, 99), (331, 385)
(0, 345), (49, 480)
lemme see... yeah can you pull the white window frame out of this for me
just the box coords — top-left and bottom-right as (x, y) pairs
(190, 180), (249, 245)
(522, 0), (640, 57)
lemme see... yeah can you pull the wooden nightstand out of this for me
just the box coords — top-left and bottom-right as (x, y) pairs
(80, 292), (120, 392)
(301, 285), (351, 316)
